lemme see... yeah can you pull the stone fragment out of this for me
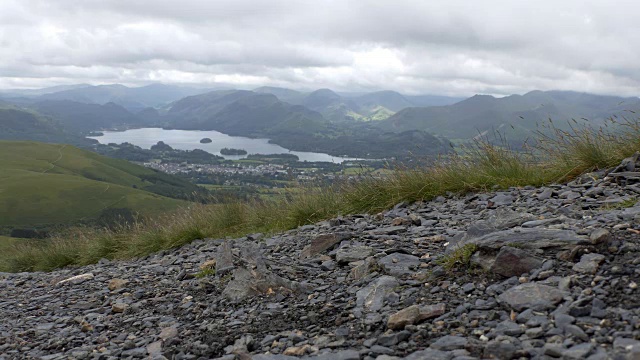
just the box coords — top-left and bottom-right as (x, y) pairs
(367, 226), (407, 235)
(461, 228), (588, 251)
(378, 253), (421, 276)
(283, 344), (311, 356)
(300, 233), (351, 259)
(562, 343), (594, 360)
(146, 341), (163, 356)
(348, 257), (374, 281)
(484, 341), (516, 359)
(377, 330), (411, 346)
(430, 335), (468, 351)
(56, 273), (94, 286)
(223, 267), (305, 302)
(336, 246), (373, 264)
(489, 193), (513, 206)
(589, 229), (611, 245)
(573, 253), (605, 274)
(112, 303), (129, 313)
(199, 259), (216, 271)
(470, 251), (496, 271)
(489, 246), (544, 277)
(108, 278), (129, 291)
(159, 326), (178, 340)
(387, 303), (446, 329)
(404, 349), (453, 360)
(498, 283), (568, 311)
(216, 241), (235, 275)
(356, 276), (399, 311)
(538, 188), (554, 200)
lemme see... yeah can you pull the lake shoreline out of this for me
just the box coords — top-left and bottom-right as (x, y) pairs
(88, 128), (364, 163)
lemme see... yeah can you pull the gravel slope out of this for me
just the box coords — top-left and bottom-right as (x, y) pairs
(2, 157), (640, 360)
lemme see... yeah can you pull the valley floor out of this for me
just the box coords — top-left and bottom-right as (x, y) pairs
(2, 162), (640, 359)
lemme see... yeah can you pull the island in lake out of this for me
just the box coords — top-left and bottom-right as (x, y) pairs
(199, 138), (212, 143)
(220, 147), (248, 155)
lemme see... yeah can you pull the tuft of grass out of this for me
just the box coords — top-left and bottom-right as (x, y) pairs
(3, 116), (640, 273)
(536, 117), (640, 181)
(437, 244), (478, 271)
(602, 198), (638, 210)
(341, 138), (551, 213)
(195, 268), (216, 278)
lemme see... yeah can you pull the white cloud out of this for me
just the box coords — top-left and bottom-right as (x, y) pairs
(1, 0), (640, 96)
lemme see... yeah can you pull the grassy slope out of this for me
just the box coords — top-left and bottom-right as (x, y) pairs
(0, 141), (186, 226)
(0, 235), (19, 252)
(2, 118), (639, 272)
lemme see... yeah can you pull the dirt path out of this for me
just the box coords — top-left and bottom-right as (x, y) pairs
(42, 144), (67, 174)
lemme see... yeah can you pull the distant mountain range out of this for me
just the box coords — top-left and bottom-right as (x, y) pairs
(380, 90), (640, 143)
(0, 106), (95, 146)
(165, 90), (451, 158)
(1, 83), (639, 158)
(0, 84), (213, 111)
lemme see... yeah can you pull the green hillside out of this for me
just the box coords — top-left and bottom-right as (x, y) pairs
(0, 107), (93, 146)
(0, 141), (187, 227)
(0, 235), (19, 252)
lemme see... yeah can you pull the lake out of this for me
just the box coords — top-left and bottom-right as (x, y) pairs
(88, 128), (358, 163)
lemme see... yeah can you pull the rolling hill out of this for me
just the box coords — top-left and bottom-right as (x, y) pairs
(37, 84), (212, 111)
(0, 141), (191, 228)
(378, 90), (640, 142)
(165, 89), (451, 158)
(0, 107), (95, 146)
(32, 100), (144, 133)
(254, 87), (463, 122)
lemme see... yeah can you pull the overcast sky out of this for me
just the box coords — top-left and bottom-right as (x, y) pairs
(1, 0), (640, 97)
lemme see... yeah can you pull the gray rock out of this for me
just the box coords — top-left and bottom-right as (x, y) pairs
(573, 253), (605, 274)
(312, 349), (360, 360)
(562, 343), (594, 360)
(368, 226), (407, 235)
(222, 267), (309, 302)
(356, 276), (399, 311)
(378, 253), (421, 276)
(489, 246), (544, 277)
(216, 241), (235, 275)
(430, 335), (468, 351)
(387, 304), (446, 329)
(484, 341), (516, 359)
(348, 257), (374, 281)
(498, 283), (569, 311)
(404, 348), (453, 360)
(490, 193), (513, 206)
(589, 229), (611, 245)
(538, 188), (554, 200)
(461, 228), (588, 251)
(336, 246), (374, 264)
(300, 233), (351, 259)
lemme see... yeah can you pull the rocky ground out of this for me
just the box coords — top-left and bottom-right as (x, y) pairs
(2, 156), (640, 360)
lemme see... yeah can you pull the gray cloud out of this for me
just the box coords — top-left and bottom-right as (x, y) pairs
(1, 0), (640, 96)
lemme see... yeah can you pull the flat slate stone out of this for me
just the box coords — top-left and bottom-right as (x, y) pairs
(300, 233), (351, 259)
(368, 226), (407, 235)
(463, 228), (588, 250)
(387, 303), (446, 329)
(489, 246), (544, 277)
(573, 253), (605, 274)
(356, 276), (399, 311)
(404, 348), (453, 360)
(430, 335), (468, 351)
(498, 283), (568, 311)
(336, 246), (373, 264)
(378, 253), (421, 276)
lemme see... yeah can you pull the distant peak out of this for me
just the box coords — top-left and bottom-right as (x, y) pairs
(308, 88), (340, 98)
